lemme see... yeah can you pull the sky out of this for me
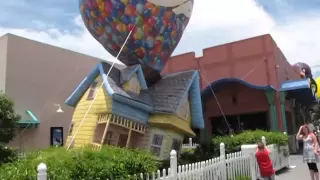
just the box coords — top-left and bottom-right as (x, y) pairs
(1, 0), (320, 77)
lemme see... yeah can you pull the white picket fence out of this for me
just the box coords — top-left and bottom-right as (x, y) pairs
(36, 135), (289, 180)
(182, 138), (199, 149)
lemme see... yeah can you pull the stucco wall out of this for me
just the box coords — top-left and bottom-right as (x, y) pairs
(205, 83), (269, 117)
(0, 35), (8, 91)
(3, 34), (99, 151)
(163, 34), (298, 91)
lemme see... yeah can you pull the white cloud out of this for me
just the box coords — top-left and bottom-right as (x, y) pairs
(0, 0), (320, 70)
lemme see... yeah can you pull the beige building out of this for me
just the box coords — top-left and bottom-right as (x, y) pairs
(0, 34), (102, 151)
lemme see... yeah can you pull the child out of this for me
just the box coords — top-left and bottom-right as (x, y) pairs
(255, 141), (276, 180)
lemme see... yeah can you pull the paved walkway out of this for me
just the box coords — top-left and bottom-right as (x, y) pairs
(276, 155), (310, 180)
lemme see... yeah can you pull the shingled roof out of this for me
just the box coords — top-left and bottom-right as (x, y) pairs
(148, 71), (195, 113)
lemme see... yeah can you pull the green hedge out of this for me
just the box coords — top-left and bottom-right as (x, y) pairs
(212, 130), (288, 154)
(0, 146), (158, 180)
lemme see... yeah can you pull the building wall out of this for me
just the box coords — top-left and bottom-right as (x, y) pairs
(66, 76), (112, 148)
(205, 84), (269, 117)
(4, 34), (99, 151)
(162, 34), (298, 132)
(0, 36), (8, 91)
(163, 34), (279, 89)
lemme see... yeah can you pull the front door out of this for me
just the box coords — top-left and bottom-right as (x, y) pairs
(50, 127), (64, 146)
(117, 134), (128, 148)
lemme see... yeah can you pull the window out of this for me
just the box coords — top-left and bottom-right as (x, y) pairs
(68, 123), (74, 135)
(177, 98), (189, 120)
(150, 134), (163, 156)
(50, 127), (64, 146)
(129, 75), (140, 94)
(104, 131), (113, 145)
(171, 139), (181, 153)
(87, 81), (98, 100)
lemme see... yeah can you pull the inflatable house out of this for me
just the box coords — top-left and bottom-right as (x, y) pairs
(64, 62), (204, 159)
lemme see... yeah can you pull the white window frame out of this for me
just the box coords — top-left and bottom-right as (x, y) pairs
(150, 134), (164, 156)
(171, 138), (182, 153)
(177, 98), (189, 120)
(87, 81), (98, 100)
(129, 75), (140, 93)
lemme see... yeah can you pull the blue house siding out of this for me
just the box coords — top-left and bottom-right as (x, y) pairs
(112, 100), (149, 125)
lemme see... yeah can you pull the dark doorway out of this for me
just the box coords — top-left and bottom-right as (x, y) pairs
(211, 111), (268, 136)
(117, 134), (128, 148)
(50, 127), (64, 146)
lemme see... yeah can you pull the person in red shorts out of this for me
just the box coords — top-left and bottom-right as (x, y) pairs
(255, 141), (276, 180)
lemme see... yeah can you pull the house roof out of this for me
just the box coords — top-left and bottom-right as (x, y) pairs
(65, 63), (153, 108)
(65, 62), (204, 129)
(149, 70), (195, 113)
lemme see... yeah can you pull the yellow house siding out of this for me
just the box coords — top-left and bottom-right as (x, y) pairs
(65, 76), (112, 148)
(160, 129), (183, 160)
(133, 127), (183, 160)
(148, 100), (195, 137)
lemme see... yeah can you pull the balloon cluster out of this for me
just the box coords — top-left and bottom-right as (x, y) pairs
(80, 0), (193, 74)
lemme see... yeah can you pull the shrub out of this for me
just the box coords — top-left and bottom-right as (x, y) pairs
(179, 144), (216, 165)
(212, 130), (288, 154)
(0, 146), (158, 180)
(0, 146), (18, 165)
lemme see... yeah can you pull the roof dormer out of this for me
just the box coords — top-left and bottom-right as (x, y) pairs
(120, 65), (148, 94)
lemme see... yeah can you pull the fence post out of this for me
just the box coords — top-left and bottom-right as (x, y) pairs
(249, 153), (257, 180)
(37, 163), (47, 180)
(261, 136), (266, 146)
(170, 150), (177, 179)
(189, 138), (192, 147)
(220, 142), (227, 180)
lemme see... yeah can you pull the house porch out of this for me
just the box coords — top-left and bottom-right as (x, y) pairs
(91, 113), (146, 150)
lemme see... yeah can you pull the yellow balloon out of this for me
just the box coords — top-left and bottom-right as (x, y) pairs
(316, 77), (320, 98)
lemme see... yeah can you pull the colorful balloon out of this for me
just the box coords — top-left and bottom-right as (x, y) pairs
(79, 0), (194, 84)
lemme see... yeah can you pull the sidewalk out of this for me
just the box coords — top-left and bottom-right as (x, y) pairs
(276, 155), (309, 180)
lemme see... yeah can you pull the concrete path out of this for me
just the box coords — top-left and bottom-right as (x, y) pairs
(276, 155), (310, 180)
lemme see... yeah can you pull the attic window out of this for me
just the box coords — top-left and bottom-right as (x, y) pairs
(177, 97), (189, 120)
(129, 75), (140, 94)
(87, 81), (98, 100)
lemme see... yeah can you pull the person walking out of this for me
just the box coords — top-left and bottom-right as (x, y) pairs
(296, 125), (319, 180)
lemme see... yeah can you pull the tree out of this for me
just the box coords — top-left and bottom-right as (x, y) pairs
(311, 103), (320, 126)
(0, 91), (20, 145)
(315, 104), (320, 119)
